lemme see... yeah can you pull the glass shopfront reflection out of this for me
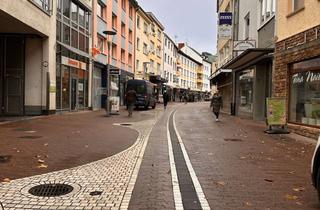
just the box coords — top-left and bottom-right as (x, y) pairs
(237, 69), (254, 115)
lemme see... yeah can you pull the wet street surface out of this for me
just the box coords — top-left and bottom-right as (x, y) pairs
(0, 102), (319, 209)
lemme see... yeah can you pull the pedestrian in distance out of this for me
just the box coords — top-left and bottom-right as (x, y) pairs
(210, 91), (223, 122)
(125, 87), (137, 117)
(163, 90), (169, 110)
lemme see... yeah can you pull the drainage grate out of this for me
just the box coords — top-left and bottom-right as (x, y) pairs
(19, 136), (42, 139)
(224, 138), (243, 142)
(0, 155), (12, 163)
(28, 184), (74, 197)
(89, 191), (103, 196)
(120, 123), (132, 126)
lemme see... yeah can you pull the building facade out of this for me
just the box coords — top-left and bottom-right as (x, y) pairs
(0, 0), (56, 116)
(163, 33), (177, 88)
(273, 0), (320, 138)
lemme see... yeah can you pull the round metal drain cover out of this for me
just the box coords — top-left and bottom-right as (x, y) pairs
(28, 184), (73, 197)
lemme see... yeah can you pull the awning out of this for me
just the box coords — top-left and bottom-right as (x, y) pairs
(149, 75), (167, 84)
(210, 69), (232, 83)
(221, 48), (274, 70)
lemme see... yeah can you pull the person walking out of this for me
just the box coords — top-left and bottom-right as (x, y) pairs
(125, 87), (137, 117)
(210, 91), (223, 121)
(163, 90), (169, 110)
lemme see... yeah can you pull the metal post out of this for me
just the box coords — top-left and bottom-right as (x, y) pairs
(105, 40), (111, 117)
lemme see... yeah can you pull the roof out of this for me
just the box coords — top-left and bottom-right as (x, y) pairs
(178, 49), (203, 66)
(146, 12), (165, 30)
(164, 33), (178, 49)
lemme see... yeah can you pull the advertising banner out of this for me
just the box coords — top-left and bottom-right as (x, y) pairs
(266, 98), (287, 126)
(218, 25), (232, 39)
(219, 12), (233, 25)
(110, 96), (120, 112)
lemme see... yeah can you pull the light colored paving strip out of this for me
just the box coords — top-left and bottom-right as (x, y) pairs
(0, 111), (161, 210)
(173, 111), (211, 210)
(167, 110), (184, 210)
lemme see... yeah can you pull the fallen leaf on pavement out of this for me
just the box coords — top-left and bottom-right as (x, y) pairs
(261, 141), (265, 144)
(16, 150), (20, 153)
(37, 164), (48, 168)
(240, 156), (247, 159)
(288, 171), (295, 174)
(38, 159), (45, 163)
(44, 143), (49, 146)
(293, 187), (305, 192)
(216, 181), (225, 186)
(264, 179), (274, 183)
(285, 194), (298, 200)
(296, 201), (303, 206)
(2, 178), (11, 183)
(245, 202), (252, 206)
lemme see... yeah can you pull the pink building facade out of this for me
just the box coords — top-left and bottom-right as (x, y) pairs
(92, 0), (137, 109)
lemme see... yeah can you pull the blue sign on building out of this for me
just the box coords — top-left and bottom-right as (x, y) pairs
(219, 12), (233, 25)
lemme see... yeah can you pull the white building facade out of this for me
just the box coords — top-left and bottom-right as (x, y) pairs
(202, 60), (212, 92)
(163, 33), (177, 88)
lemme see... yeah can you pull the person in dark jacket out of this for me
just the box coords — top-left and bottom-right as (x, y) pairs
(163, 90), (169, 110)
(210, 91), (223, 121)
(126, 88), (137, 117)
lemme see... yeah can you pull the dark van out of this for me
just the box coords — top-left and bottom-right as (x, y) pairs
(126, 79), (157, 109)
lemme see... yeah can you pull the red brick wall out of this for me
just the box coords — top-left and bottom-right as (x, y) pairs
(274, 25), (320, 139)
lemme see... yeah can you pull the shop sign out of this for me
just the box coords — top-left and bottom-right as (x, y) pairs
(110, 96), (120, 112)
(61, 56), (87, 70)
(266, 98), (287, 126)
(110, 68), (120, 75)
(219, 12), (232, 25)
(218, 25), (232, 39)
(233, 40), (256, 51)
(292, 71), (320, 85)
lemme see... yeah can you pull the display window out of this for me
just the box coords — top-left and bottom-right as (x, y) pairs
(290, 59), (320, 127)
(237, 69), (254, 114)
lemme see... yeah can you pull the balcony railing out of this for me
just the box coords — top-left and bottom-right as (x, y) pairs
(29, 0), (51, 15)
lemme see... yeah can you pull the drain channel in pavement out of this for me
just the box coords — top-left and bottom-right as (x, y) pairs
(224, 138), (243, 142)
(169, 113), (202, 210)
(28, 184), (74, 197)
(120, 123), (132, 126)
(89, 191), (103, 196)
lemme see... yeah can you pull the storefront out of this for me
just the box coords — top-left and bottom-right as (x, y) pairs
(289, 58), (320, 127)
(56, 45), (90, 111)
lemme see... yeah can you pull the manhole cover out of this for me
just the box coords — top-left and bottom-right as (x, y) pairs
(19, 136), (42, 139)
(120, 123), (132, 126)
(0, 155), (12, 163)
(28, 184), (73, 197)
(224, 138), (243, 142)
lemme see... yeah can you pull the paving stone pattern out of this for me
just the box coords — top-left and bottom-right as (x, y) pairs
(0, 116), (159, 210)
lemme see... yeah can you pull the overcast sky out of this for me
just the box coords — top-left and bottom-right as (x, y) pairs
(137, 0), (217, 54)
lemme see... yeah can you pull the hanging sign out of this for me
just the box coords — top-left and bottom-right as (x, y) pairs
(266, 98), (287, 126)
(234, 40), (256, 51)
(219, 12), (233, 25)
(218, 25), (232, 39)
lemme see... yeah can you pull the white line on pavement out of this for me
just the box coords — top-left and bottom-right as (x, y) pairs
(167, 110), (184, 210)
(173, 111), (211, 210)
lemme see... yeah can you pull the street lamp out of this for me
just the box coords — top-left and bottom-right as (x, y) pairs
(103, 30), (117, 117)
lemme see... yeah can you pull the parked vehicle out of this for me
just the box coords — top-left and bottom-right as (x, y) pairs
(126, 79), (157, 109)
(311, 136), (320, 200)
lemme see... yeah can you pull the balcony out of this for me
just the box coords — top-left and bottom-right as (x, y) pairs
(97, 16), (107, 37)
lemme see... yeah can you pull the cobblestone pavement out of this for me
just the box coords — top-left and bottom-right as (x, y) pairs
(0, 109), (161, 210)
(175, 102), (320, 210)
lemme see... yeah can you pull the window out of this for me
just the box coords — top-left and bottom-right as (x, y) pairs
(290, 58), (320, 127)
(260, 0), (275, 23)
(128, 54), (132, 67)
(157, 30), (161, 40)
(121, 0), (126, 11)
(71, 1), (78, 23)
(137, 16), (140, 28)
(56, 21), (61, 41)
(150, 41), (155, 54)
(71, 28), (78, 48)
(129, 29), (133, 42)
(143, 43), (148, 55)
(63, 24), (70, 45)
(121, 23), (126, 37)
(136, 60), (140, 71)
(157, 63), (161, 74)
(129, 4), (133, 18)
(112, 43), (117, 58)
(164, 53), (167, 62)
(238, 69), (254, 114)
(79, 7), (85, 28)
(97, 35), (104, 53)
(63, 0), (70, 17)
(244, 13), (250, 40)
(293, 0), (304, 12)
(79, 32), (85, 51)
(143, 22), (148, 34)
(112, 14), (117, 29)
(137, 38), (140, 51)
(97, 2), (104, 18)
(121, 49), (125, 63)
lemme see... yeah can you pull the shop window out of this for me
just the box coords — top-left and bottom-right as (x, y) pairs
(238, 69), (254, 114)
(290, 60), (320, 127)
(62, 65), (70, 109)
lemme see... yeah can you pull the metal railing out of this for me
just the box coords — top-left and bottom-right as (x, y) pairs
(29, 0), (51, 15)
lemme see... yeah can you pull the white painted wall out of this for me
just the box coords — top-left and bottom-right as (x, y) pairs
(237, 0), (259, 42)
(202, 60), (211, 92)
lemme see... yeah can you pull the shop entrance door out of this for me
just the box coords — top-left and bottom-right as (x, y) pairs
(71, 78), (77, 110)
(92, 68), (102, 110)
(0, 36), (24, 116)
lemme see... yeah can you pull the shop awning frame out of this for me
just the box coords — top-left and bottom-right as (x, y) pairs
(221, 48), (274, 71)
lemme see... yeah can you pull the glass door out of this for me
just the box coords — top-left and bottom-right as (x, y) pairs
(70, 67), (78, 110)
